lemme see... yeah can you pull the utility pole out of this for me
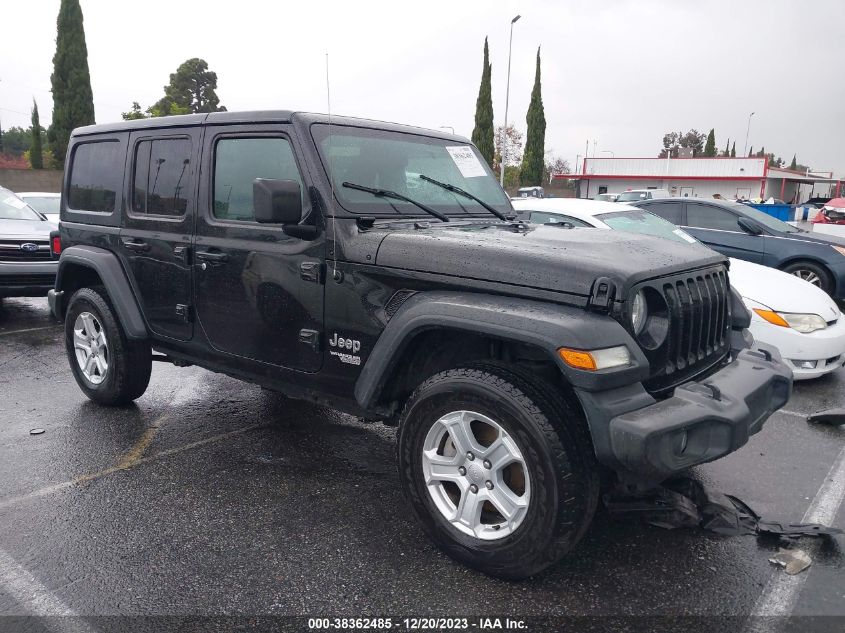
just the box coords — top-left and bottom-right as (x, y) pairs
(743, 111), (755, 156)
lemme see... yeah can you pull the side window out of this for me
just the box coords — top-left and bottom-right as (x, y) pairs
(68, 141), (122, 213)
(686, 204), (740, 231)
(213, 137), (303, 222)
(132, 138), (192, 216)
(529, 211), (590, 227)
(646, 201), (684, 225)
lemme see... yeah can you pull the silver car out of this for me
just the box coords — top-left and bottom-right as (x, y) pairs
(0, 187), (58, 298)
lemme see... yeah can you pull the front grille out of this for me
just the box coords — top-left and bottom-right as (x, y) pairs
(0, 273), (55, 287)
(0, 240), (51, 262)
(639, 265), (731, 394)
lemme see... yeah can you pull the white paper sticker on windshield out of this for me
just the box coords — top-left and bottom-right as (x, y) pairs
(445, 146), (487, 178)
(673, 228), (697, 243)
(3, 196), (27, 209)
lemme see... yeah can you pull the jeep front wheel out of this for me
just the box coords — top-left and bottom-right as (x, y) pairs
(397, 364), (599, 579)
(65, 287), (152, 405)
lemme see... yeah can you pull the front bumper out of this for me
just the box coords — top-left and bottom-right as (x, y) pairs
(748, 313), (845, 380)
(0, 261), (57, 297)
(578, 342), (792, 484)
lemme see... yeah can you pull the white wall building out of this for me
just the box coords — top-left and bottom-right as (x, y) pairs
(562, 157), (842, 202)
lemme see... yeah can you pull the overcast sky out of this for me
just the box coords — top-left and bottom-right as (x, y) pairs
(1, 0), (843, 174)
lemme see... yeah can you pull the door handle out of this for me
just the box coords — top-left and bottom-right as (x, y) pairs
(121, 239), (150, 252)
(195, 250), (229, 263)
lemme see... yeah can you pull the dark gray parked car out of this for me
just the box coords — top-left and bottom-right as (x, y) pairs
(633, 198), (845, 299)
(0, 187), (58, 297)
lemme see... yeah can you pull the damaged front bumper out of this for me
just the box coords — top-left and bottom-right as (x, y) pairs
(577, 342), (792, 484)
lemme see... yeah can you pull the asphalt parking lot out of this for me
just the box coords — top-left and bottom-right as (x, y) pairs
(0, 297), (843, 632)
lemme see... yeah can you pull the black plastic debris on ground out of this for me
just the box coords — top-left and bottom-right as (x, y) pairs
(806, 407), (845, 426)
(603, 477), (843, 538)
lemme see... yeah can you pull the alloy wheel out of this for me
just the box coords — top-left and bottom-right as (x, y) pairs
(73, 311), (109, 385)
(421, 410), (530, 540)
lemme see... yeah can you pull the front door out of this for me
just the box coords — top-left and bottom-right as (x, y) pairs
(683, 202), (764, 263)
(193, 126), (324, 372)
(119, 129), (198, 341)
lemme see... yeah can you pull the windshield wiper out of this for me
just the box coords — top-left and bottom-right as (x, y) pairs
(342, 182), (449, 222)
(418, 174), (510, 221)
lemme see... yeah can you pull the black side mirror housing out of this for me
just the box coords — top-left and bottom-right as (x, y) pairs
(253, 178), (302, 225)
(737, 217), (763, 235)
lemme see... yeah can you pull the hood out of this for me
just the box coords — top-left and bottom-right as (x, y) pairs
(375, 222), (724, 299)
(729, 257), (840, 318)
(0, 218), (54, 238)
(786, 228), (845, 248)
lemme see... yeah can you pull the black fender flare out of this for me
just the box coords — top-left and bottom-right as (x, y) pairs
(354, 291), (649, 410)
(54, 245), (148, 339)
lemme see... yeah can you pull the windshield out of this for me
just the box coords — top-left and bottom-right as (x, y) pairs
(312, 125), (511, 217)
(21, 196), (60, 215)
(616, 191), (649, 202)
(0, 192), (42, 221)
(597, 209), (697, 244)
(728, 201), (799, 233)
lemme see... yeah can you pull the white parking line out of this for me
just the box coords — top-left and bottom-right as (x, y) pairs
(0, 324), (61, 337)
(749, 444), (845, 628)
(0, 548), (97, 632)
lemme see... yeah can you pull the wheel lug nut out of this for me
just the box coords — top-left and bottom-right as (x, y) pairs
(485, 481), (494, 490)
(466, 452), (474, 461)
(483, 460), (492, 469)
(470, 484), (479, 494)
(458, 466), (466, 476)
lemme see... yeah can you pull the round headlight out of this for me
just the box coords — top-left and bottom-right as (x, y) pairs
(631, 290), (647, 334)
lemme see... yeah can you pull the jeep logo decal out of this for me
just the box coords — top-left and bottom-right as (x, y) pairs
(329, 332), (361, 353)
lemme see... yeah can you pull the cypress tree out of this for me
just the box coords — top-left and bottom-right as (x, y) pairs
(704, 128), (716, 157)
(748, 146), (753, 157)
(471, 38), (495, 168)
(723, 138), (730, 157)
(48, 0), (95, 166)
(520, 47), (546, 186)
(731, 141), (736, 158)
(30, 100), (44, 169)
(789, 154), (797, 170)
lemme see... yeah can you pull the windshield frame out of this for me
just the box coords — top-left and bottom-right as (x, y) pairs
(310, 123), (513, 219)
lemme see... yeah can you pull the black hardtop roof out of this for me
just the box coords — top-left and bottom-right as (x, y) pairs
(71, 110), (468, 142)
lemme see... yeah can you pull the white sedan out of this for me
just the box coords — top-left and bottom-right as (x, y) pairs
(512, 198), (845, 380)
(17, 192), (60, 223)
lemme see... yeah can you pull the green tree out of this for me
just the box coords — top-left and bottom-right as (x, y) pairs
(151, 58), (226, 115)
(470, 38), (495, 168)
(30, 100), (44, 169)
(748, 146), (753, 157)
(520, 48), (546, 186)
(0, 126), (30, 156)
(121, 101), (147, 121)
(731, 141), (736, 158)
(723, 137), (730, 157)
(789, 154), (797, 170)
(704, 128), (716, 157)
(48, 0), (96, 166)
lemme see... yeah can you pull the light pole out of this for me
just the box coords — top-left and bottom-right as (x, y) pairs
(439, 126), (454, 135)
(743, 111), (755, 156)
(500, 14), (521, 188)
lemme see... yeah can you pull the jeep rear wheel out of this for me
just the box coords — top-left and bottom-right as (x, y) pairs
(397, 364), (599, 579)
(65, 287), (152, 405)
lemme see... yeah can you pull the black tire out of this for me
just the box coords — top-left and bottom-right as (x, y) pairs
(397, 364), (600, 579)
(781, 261), (833, 294)
(64, 286), (152, 405)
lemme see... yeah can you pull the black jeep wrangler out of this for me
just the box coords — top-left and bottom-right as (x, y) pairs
(49, 111), (791, 579)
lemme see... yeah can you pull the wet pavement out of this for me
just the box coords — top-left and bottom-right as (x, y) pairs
(0, 297), (843, 630)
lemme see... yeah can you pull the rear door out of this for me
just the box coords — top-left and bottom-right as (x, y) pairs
(192, 125), (324, 372)
(118, 129), (199, 341)
(682, 202), (764, 263)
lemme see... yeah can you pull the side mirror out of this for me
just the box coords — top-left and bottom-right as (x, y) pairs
(253, 178), (302, 224)
(737, 217), (763, 235)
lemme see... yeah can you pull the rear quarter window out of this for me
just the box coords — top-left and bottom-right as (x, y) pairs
(67, 140), (124, 213)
